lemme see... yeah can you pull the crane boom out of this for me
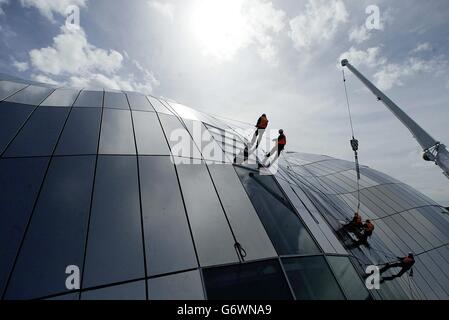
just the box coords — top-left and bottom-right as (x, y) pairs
(341, 59), (449, 179)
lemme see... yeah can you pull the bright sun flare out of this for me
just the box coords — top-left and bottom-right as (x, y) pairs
(191, 0), (248, 61)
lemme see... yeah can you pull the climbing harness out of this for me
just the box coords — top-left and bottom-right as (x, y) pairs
(342, 69), (361, 212)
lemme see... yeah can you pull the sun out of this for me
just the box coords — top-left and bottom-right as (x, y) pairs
(190, 0), (248, 61)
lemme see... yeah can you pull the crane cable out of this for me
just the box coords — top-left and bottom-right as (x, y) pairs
(342, 69), (361, 212)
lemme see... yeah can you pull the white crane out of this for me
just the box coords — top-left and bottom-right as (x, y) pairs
(341, 59), (449, 179)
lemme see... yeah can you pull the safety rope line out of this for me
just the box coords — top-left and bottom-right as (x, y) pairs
(342, 68), (362, 212)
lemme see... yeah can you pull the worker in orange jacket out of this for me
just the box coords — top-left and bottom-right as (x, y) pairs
(251, 114), (269, 148)
(358, 219), (374, 243)
(265, 129), (286, 159)
(380, 253), (415, 282)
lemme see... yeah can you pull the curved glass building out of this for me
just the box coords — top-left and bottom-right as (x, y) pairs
(1, 76), (448, 300)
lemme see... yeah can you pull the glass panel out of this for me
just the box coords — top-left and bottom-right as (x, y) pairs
(0, 102), (36, 154)
(5, 85), (53, 105)
(55, 108), (101, 155)
(234, 166), (320, 255)
(326, 256), (370, 300)
(282, 256), (345, 300)
(83, 156), (144, 288)
(4, 107), (70, 157)
(139, 156), (197, 276)
(41, 89), (80, 107)
(126, 93), (154, 112)
(176, 162), (239, 266)
(5, 156), (95, 299)
(81, 281), (145, 300)
(104, 92), (129, 110)
(148, 270), (204, 300)
(147, 96), (173, 115)
(159, 114), (202, 159)
(203, 260), (293, 300)
(208, 164), (277, 261)
(73, 90), (103, 108)
(132, 111), (170, 155)
(0, 157), (49, 294)
(46, 293), (80, 300)
(99, 108), (136, 155)
(0, 81), (27, 100)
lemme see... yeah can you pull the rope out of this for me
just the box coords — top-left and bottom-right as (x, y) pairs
(342, 68), (361, 212)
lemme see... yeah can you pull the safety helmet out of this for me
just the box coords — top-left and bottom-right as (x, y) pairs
(279, 129), (284, 134)
(408, 252), (414, 257)
(262, 114), (266, 117)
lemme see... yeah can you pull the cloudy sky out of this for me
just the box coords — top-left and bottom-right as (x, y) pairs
(1, 0), (448, 205)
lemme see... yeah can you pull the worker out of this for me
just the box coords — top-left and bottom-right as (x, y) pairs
(358, 219), (374, 243)
(380, 253), (415, 282)
(265, 129), (286, 161)
(251, 114), (269, 148)
(347, 211), (363, 229)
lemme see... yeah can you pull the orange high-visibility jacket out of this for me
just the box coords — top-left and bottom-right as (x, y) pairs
(278, 134), (286, 146)
(257, 116), (269, 129)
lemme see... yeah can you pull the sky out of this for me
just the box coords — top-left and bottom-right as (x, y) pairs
(0, 0), (448, 205)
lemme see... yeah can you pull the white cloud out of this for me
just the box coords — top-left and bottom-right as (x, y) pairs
(0, 0), (8, 15)
(31, 74), (60, 85)
(13, 60), (29, 72)
(411, 42), (432, 54)
(289, 0), (348, 51)
(26, 25), (159, 93)
(148, 1), (174, 20)
(374, 56), (448, 91)
(349, 25), (371, 44)
(19, 0), (87, 21)
(29, 26), (123, 76)
(338, 47), (386, 68)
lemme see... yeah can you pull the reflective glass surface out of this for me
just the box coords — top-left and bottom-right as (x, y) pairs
(81, 281), (145, 300)
(0, 102), (36, 154)
(55, 108), (101, 155)
(0, 81), (27, 100)
(4, 107), (70, 157)
(5, 85), (53, 105)
(99, 108), (136, 155)
(139, 156), (197, 275)
(203, 260), (293, 300)
(282, 256), (345, 300)
(73, 90), (103, 108)
(148, 270), (204, 300)
(104, 92), (129, 110)
(132, 111), (170, 155)
(83, 156), (144, 288)
(176, 162), (239, 266)
(147, 96), (173, 115)
(5, 156), (95, 299)
(127, 93), (154, 112)
(41, 89), (80, 107)
(0, 157), (49, 295)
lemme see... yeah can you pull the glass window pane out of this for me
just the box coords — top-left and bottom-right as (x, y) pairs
(208, 164), (277, 261)
(126, 93), (154, 112)
(326, 256), (370, 300)
(5, 85), (53, 105)
(41, 89), (80, 107)
(0, 157), (49, 294)
(282, 256), (345, 300)
(159, 114), (202, 159)
(46, 293), (80, 300)
(0, 81), (27, 100)
(73, 90), (103, 108)
(234, 166), (320, 255)
(104, 92), (129, 110)
(176, 162), (239, 266)
(203, 260), (293, 300)
(55, 108), (101, 155)
(99, 108), (136, 155)
(81, 281), (145, 300)
(148, 270), (204, 300)
(5, 156), (96, 299)
(132, 111), (170, 155)
(147, 96), (173, 115)
(139, 156), (197, 276)
(4, 107), (70, 157)
(0, 102), (36, 154)
(83, 156), (144, 288)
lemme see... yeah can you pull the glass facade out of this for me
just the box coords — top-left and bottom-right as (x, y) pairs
(1, 76), (448, 300)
